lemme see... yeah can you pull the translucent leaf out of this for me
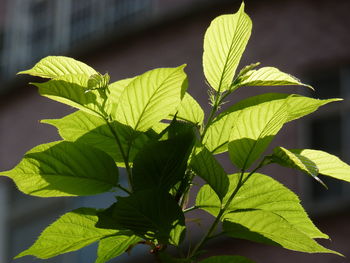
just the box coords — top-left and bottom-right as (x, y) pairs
(204, 93), (340, 155)
(190, 146), (229, 200)
(34, 74), (106, 117)
(132, 128), (195, 192)
(97, 190), (185, 245)
(96, 235), (141, 263)
(290, 149), (350, 183)
(105, 77), (136, 117)
(199, 255), (255, 263)
(203, 3), (252, 91)
(223, 209), (340, 255)
(228, 96), (288, 169)
(170, 92), (204, 125)
(236, 66), (313, 90)
(270, 147), (326, 187)
(114, 66), (187, 132)
(1, 141), (118, 197)
(16, 208), (117, 259)
(196, 173), (328, 239)
(18, 56), (96, 78)
(42, 110), (151, 166)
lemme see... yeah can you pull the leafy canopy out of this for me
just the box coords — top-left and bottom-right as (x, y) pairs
(3, 2), (349, 263)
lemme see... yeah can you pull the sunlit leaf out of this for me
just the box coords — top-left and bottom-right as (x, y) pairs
(270, 147), (326, 187)
(290, 149), (350, 183)
(18, 56), (96, 78)
(203, 2), (252, 92)
(170, 92), (204, 125)
(236, 66), (313, 90)
(204, 94), (340, 155)
(34, 74), (106, 117)
(223, 209), (340, 255)
(1, 141), (118, 197)
(16, 208), (117, 259)
(196, 173), (328, 239)
(42, 110), (150, 166)
(96, 235), (141, 263)
(114, 66), (187, 132)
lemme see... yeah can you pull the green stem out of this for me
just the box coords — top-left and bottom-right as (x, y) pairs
(188, 170), (245, 259)
(116, 184), (132, 195)
(105, 120), (133, 189)
(183, 206), (197, 213)
(188, 158), (267, 259)
(201, 92), (221, 142)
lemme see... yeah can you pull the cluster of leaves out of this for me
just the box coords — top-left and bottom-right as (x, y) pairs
(2, 3), (350, 263)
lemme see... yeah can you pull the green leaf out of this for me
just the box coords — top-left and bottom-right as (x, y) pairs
(18, 56), (97, 78)
(170, 92), (204, 125)
(228, 96), (288, 169)
(203, 93), (340, 155)
(236, 66), (313, 90)
(1, 141), (118, 197)
(196, 173), (328, 239)
(270, 147), (326, 187)
(199, 255), (255, 263)
(114, 66), (187, 132)
(223, 209), (340, 255)
(290, 149), (350, 183)
(42, 110), (150, 166)
(96, 235), (141, 263)
(16, 208), (117, 259)
(105, 77), (136, 117)
(34, 74), (107, 117)
(190, 146), (229, 200)
(132, 128), (195, 192)
(97, 190), (185, 245)
(203, 2), (252, 92)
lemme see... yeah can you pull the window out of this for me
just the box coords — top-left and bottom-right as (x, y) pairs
(29, 0), (55, 60)
(301, 67), (350, 215)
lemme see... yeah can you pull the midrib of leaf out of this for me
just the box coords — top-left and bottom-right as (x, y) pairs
(215, 10), (245, 93)
(133, 72), (176, 131)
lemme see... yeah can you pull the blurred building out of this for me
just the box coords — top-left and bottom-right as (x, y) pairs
(0, 0), (350, 262)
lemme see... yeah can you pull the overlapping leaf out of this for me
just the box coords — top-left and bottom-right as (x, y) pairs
(203, 3), (252, 92)
(1, 141), (118, 197)
(16, 208), (117, 259)
(203, 93), (340, 156)
(34, 74), (106, 117)
(132, 128), (195, 192)
(169, 92), (204, 125)
(18, 56), (96, 79)
(97, 190), (185, 245)
(114, 66), (187, 132)
(196, 173), (328, 239)
(42, 110), (150, 166)
(270, 147), (326, 187)
(190, 146), (229, 200)
(96, 235), (141, 263)
(289, 149), (350, 182)
(236, 66), (312, 89)
(228, 96), (288, 169)
(223, 209), (340, 254)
